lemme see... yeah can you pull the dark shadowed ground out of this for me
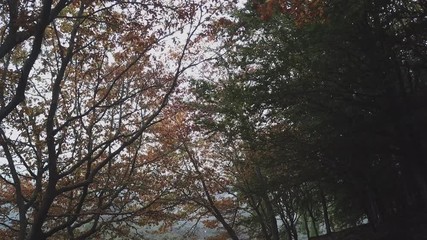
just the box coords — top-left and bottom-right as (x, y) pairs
(310, 211), (427, 240)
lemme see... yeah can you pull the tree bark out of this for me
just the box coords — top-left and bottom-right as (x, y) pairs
(303, 213), (310, 239)
(185, 144), (240, 240)
(255, 167), (280, 240)
(308, 207), (319, 236)
(319, 186), (331, 235)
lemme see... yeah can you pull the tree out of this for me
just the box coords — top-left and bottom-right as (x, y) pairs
(190, 3), (326, 238)
(0, 0), (72, 121)
(192, 0), (427, 238)
(0, 1), (229, 239)
(146, 102), (243, 239)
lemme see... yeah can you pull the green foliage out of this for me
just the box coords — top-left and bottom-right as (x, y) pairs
(193, 0), (427, 238)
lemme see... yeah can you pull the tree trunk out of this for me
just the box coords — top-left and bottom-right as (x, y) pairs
(319, 186), (331, 235)
(292, 228), (298, 240)
(263, 194), (280, 240)
(185, 144), (240, 240)
(287, 229), (293, 240)
(255, 166), (280, 240)
(256, 203), (272, 240)
(308, 207), (319, 236)
(290, 219), (298, 240)
(278, 207), (292, 240)
(303, 213), (310, 239)
(213, 211), (240, 240)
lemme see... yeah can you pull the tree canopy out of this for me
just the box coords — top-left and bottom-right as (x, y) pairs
(0, 0), (426, 239)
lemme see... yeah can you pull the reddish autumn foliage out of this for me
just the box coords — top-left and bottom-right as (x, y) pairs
(0, 1), (233, 239)
(254, 0), (325, 24)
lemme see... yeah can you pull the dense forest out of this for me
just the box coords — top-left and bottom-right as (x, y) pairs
(0, 0), (426, 239)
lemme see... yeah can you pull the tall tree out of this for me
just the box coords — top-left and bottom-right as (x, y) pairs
(192, 0), (427, 238)
(0, 1), (229, 239)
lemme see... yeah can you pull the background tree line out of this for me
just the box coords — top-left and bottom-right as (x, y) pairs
(190, 0), (427, 239)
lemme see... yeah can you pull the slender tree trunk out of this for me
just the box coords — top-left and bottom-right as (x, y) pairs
(262, 194), (280, 240)
(308, 208), (319, 236)
(185, 144), (239, 240)
(256, 167), (280, 240)
(303, 213), (310, 239)
(291, 220), (298, 240)
(27, 180), (58, 240)
(255, 201), (271, 240)
(284, 205), (298, 240)
(319, 186), (331, 235)
(212, 210), (240, 240)
(287, 229), (293, 240)
(278, 206), (291, 240)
